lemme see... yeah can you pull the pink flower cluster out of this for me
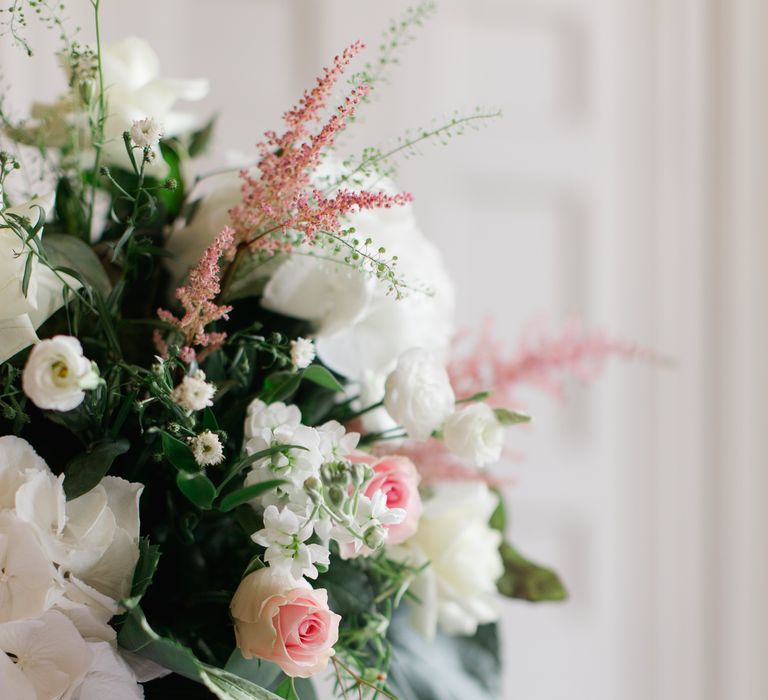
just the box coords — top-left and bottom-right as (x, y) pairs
(228, 40), (412, 254)
(449, 318), (640, 402)
(157, 227), (235, 362)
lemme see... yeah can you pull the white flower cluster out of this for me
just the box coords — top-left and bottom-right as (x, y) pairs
(0, 436), (148, 699)
(243, 400), (405, 581)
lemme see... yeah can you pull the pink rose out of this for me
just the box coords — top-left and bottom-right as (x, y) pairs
(364, 455), (422, 545)
(230, 567), (341, 678)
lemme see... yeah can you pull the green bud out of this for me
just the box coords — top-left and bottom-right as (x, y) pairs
(363, 524), (386, 550)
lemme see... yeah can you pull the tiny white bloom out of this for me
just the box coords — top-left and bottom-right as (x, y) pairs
(22, 335), (99, 411)
(252, 505), (329, 580)
(190, 430), (224, 467)
(171, 370), (215, 412)
(443, 402), (505, 467)
(289, 337), (315, 369)
(129, 117), (163, 149)
(384, 347), (456, 440)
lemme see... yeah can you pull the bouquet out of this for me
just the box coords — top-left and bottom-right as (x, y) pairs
(0, 3), (638, 699)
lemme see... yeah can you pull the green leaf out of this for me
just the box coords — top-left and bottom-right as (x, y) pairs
(161, 432), (198, 472)
(118, 607), (281, 700)
(44, 233), (112, 296)
(275, 678), (299, 700)
(497, 542), (568, 602)
(260, 372), (302, 404)
(188, 116), (217, 158)
(63, 438), (130, 500)
(218, 479), (286, 513)
(224, 652), (282, 689)
(125, 537), (161, 607)
(176, 470), (217, 510)
(54, 176), (88, 239)
(494, 408), (532, 425)
(489, 488), (506, 533)
(301, 365), (344, 393)
(456, 390), (492, 405)
(203, 407), (220, 432)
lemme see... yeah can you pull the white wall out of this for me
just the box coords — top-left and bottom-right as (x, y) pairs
(2, 1), (766, 698)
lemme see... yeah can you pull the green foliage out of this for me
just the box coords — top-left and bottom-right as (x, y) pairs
(497, 542), (568, 603)
(126, 537), (162, 607)
(63, 437), (130, 499)
(494, 407), (532, 425)
(44, 233), (113, 296)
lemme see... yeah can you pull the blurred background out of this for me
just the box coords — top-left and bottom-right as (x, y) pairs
(2, 1), (767, 698)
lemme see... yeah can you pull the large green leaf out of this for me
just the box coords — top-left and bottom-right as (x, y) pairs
(260, 372), (302, 404)
(217, 479), (286, 513)
(176, 471), (217, 510)
(301, 365), (344, 393)
(124, 537), (161, 608)
(496, 542), (568, 602)
(161, 432), (199, 472)
(118, 607), (281, 700)
(63, 438), (130, 499)
(44, 233), (112, 296)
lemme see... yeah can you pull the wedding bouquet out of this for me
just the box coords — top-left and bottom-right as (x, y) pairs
(0, 3), (638, 699)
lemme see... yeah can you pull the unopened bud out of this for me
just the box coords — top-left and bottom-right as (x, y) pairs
(327, 484), (345, 507)
(363, 524), (386, 550)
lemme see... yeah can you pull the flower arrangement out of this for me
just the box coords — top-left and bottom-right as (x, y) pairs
(0, 2), (639, 699)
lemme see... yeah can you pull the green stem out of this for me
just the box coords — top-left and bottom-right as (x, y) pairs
(86, 0), (107, 239)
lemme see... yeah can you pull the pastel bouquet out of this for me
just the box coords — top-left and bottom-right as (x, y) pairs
(0, 2), (638, 699)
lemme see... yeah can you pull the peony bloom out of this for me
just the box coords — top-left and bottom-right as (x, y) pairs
(230, 567), (340, 678)
(384, 348), (456, 440)
(290, 337), (316, 370)
(354, 455), (421, 546)
(171, 370), (216, 412)
(0, 193), (80, 364)
(190, 430), (224, 467)
(22, 335), (99, 411)
(0, 609), (91, 700)
(395, 481), (504, 639)
(442, 403), (504, 467)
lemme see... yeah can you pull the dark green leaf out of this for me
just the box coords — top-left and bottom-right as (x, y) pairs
(218, 444), (308, 493)
(176, 471), (217, 510)
(161, 432), (198, 472)
(203, 407), (220, 432)
(494, 408), (532, 425)
(275, 678), (299, 700)
(497, 542), (568, 602)
(188, 116), (217, 158)
(218, 479), (286, 512)
(224, 652), (282, 689)
(54, 177), (88, 239)
(260, 372), (302, 404)
(63, 438), (130, 499)
(44, 233), (112, 296)
(122, 537), (161, 609)
(301, 365), (344, 393)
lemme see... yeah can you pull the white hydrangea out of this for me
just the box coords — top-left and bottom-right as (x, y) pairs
(171, 370), (215, 412)
(289, 337), (316, 370)
(129, 117), (163, 149)
(251, 505), (330, 580)
(190, 430), (224, 467)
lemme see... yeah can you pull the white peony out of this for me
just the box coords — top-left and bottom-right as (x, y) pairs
(442, 403), (505, 467)
(0, 609), (91, 700)
(383, 348), (456, 440)
(0, 512), (60, 623)
(22, 335), (99, 411)
(0, 193), (80, 364)
(395, 482), (504, 639)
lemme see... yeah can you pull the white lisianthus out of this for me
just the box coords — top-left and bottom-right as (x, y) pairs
(443, 403), (505, 467)
(0, 193), (81, 364)
(252, 505), (330, 580)
(0, 609), (91, 700)
(395, 482), (504, 639)
(128, 117), (163, 150)
(290, 337), (315, 370)
(383, 348), (456, 440)
(171, 370), (216, 412)
(190, 430), (224, 467)
(22, 335), (99, 411)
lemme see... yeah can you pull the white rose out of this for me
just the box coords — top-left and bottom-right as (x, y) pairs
(443, 403), (504, 467)
(0, 193), (81, 363)
(384, 348), (455, 440)
(0, 609), (91, 700)
(22, 335), (99, 411)
(395, 482), (504, 639)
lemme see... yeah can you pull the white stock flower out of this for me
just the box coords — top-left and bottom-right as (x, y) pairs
(244, 399), (301, 440)
(171, 370), (215, 412)
(128, 117), (163, 149)
(244, 424), (322, 488)
(0, 512), (60, 623)
(252, 505), (330, 580)
(336, 490), (406, 560)
(190, 430), (224, 467)
(316, 420), (359, 462)
(395, 482), (503, 639)
(383, 348), (456, 440)
(0, 193), (81, 364)
(0, 609), (91, 700)
(289, 337), (315, 370)
(22, 336), (99, 411)
(443, 403), (504, 467)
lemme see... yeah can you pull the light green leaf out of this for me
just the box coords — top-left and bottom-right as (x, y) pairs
(494, 408), (532, 426)
(260, 372), (302, 404)
(63, 438), (130, 499)
(301, 365), (344, 393)
(274, 677), (299, 700)
(497, 542), (568, 602)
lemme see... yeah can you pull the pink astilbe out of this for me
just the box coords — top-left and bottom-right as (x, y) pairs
(449, 318), (641, 402)
(157, 227), (235, 362)
(228, 40), (412, 256)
